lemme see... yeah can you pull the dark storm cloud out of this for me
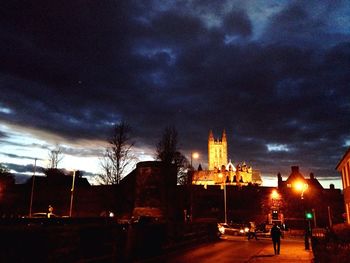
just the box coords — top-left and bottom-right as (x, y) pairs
(223, 10), (252, 37)
(0, 152), (38, 161)
(4, 162), (39, 174)
(0, 1), (349, 182)
(0, 130), (7, 139)
(262, 1), (350, 46)
(3, 162), (96, 184)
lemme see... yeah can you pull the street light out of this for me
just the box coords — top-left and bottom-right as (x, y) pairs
(29, 158), (36, 218)
(271, 189), (280, 200)
(190, 152), (199, 169)
(188, 152), (199, 223)
(292, 180), (310, 250)
(271, 189), (280, 222)
(293, 181), (308, 199)
(69, 170), (76, 217)
(29, 158), (37, 218)
(218, 173), (227, 224)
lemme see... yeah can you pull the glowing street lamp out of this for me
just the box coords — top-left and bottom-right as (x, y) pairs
(271, 189), (280, 200)
(271, 189), (281, 222)
(292, 180), (310, 250)
(190, 152), (199, 169)
(188, 152), (199, 223)
(293, 181), (308, 199)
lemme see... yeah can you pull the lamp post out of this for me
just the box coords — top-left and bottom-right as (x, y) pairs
(271, 189), (280, 223)
(218, 173), (227, 224)
(224, 181), (227, 224)
(188, 152), (199, 223)
(29, 158), (37, 218)
(293, 180), (310, 250)
(190, 152), (199, 169)
(294, 181), (308, 199)
(69, 170), (76, 217)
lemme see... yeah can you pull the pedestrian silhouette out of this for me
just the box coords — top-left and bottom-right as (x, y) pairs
(247, 222), (258, 240)
(270, 223), (282, 255)
(48, 205), (54, 218)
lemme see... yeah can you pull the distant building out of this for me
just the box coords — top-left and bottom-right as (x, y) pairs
(278, 166), (323, 191)
(336, 147), (350, 224)
(208, 130), (228, 170)
(192, 130), (262, 186)
(117, 161), (178, 221)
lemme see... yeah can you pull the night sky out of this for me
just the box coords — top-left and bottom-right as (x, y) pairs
(0, 1), (349, 187)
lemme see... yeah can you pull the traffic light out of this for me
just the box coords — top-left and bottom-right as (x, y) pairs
(305, 211), (313, 220)
(272, 210), (278, 220)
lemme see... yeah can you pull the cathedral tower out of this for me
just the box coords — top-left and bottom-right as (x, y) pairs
(208, 130), (228, 170)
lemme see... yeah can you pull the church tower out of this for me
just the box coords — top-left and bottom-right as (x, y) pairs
(208, 130), (228, 170)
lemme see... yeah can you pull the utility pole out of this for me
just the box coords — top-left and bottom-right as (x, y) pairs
(69, 170), (76, 217)
(29, 158), (37, 217)
(328, 206), (332, 227)
(312, 208), (317, 228)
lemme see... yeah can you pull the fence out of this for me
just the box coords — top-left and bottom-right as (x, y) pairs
(311, 224), (350, 263)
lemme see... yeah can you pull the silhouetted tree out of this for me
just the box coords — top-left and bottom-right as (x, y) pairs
(156, 126), (189, 184)
(48, 146), (64, 169)
(98, 121), (135, 185)
(0, 163), (15, 199)
(0, 163), (9, 174)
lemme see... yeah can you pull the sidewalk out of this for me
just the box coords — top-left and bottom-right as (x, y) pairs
(248, 237), (314, 263)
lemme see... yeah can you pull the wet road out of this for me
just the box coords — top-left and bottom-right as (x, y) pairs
(165, 235), (272, 263)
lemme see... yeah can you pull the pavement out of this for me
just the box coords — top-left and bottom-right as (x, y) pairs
(247, 237), (314, 263)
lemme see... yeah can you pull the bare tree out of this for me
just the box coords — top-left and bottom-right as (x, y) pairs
(156, 126), (189, 184)
(156, 126), (178, 164)
(0, 163), (15, 188)
(98, 121), (135, 185)
(0, 163), (9, 174)
(48, 145), (64, 169)
(97, 152), (116, 185)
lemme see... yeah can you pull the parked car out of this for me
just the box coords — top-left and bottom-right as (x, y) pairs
(31, 212), (59, 218)
(255, 223), (272, 238)
(217, 223), (249, 236)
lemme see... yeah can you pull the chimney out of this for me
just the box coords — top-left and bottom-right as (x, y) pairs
(277, 172), (282, 188)
(291, 166), (299, 173)
(310, 173), (314, 180)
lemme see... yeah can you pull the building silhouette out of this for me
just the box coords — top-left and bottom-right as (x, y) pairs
(336, 147), (350, 224)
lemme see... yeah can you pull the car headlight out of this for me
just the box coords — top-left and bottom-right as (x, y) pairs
(244, 227), (249, 232)
(218, 226), (225, 234)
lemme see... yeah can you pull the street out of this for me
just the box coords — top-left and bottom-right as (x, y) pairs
(154, 235), (313, 263)
(166, 236), (270, 263)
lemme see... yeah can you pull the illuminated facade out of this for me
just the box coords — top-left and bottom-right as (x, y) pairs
(336, 147), (350, 224)
(192, 130), (262, 186)
(208, 130), (228, 170)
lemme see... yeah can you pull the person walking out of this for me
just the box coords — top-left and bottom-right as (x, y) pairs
(248, 222), (258, 240)
(270, 223), (282, 255)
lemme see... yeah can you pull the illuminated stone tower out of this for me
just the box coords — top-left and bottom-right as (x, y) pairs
(208, 130), (228, 170)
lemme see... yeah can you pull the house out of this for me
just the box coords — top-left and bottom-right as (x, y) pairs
(336, 147), (350, 224)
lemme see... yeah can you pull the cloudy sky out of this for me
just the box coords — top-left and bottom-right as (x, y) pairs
(0, 0), (349, 187)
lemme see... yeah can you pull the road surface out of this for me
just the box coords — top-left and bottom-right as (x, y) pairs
(166, 235), (270, 263)
(156, 235), (312, 263)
